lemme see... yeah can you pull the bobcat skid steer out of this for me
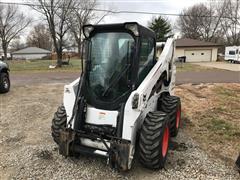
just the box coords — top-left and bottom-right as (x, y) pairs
(51, 22), (181, 171)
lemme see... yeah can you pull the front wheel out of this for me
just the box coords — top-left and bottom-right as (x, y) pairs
(0, 72), (10, 93)
(139, 111), (170, 169)
(51, 105), (67, 145)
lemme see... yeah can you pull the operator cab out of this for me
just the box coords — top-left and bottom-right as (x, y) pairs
(83, 22), (156, 110)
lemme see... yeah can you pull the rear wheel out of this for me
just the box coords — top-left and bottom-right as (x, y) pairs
(158, 95), (181, 137)
(51, 105), (67, 144)
(139, 111), (170, 169)
(0, 72), (10, 93)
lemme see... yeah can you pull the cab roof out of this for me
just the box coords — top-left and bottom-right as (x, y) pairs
(84, 22), (156, 39)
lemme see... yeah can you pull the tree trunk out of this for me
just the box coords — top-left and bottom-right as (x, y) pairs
(57, 50), (62, 67)
(2, 41), (8, 61)
(56, 49), (63, 67)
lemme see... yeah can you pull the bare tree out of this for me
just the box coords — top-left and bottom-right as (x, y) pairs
(0, 5), (31, 61)
(27, 23), (52, 50)
(67, 0), (97, 56)
(30, 0), (76, 66)
(10, 39), (26, 51)
(177, 3), (224, 42)
(219, 0), (240, 45)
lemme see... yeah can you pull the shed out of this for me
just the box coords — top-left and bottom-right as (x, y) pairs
(12, 47), (51, 60)
(174, 38), (221, 62)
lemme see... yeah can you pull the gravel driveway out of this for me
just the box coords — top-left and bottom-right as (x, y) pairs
(194, 62), (240, 72)
(0, 84), (239, 179)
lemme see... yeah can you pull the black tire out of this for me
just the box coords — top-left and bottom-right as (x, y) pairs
(51, 105), (67, 144)
(158, 95), (181, 137)
(0, 72), (10, 93)
(139, 111), (170, 170)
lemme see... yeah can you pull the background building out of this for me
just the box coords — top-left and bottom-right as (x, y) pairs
(12, 47), (51, 60)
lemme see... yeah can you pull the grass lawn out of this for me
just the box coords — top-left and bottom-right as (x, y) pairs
(6, 59), (217, 73)
(176, 62), (217, 72)
(7, 59), (82, 73)
(176, 83), (240, 164)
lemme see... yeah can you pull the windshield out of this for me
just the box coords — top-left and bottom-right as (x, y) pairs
(87, 32), (135, 102)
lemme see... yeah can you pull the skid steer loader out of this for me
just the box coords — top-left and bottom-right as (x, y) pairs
(51, 22), (181, 171)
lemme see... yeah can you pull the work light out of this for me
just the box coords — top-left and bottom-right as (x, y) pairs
(83, 25), (94, 38)
(125, 23), (139, 36)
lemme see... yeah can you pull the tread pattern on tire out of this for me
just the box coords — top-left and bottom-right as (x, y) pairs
(158, 95), (181, 137)
(0, 72), (10, 93)
(139, 111), (169, 169)
(51, 105), (67, 144)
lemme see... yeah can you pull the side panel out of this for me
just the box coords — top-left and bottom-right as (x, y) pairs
(63, 78), (80, 125)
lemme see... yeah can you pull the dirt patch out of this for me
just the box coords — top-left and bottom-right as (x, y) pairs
(175, 83), (240, 166)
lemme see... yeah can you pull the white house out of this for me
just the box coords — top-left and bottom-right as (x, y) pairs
(174, 38), (221, 62)
(12, 47), (51, 60)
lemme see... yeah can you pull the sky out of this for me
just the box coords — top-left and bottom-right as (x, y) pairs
(0, 0), (209, 42)
(98, 0), (209, 26)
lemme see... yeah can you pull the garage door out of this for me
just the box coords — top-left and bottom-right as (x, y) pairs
(185, 49), (212, 62)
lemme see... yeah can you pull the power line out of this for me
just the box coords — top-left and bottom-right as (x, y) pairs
(0, 1), (233, 19)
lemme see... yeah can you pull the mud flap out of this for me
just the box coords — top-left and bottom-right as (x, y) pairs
(109, 141), (131, 171)
(59, 129), (75, 157)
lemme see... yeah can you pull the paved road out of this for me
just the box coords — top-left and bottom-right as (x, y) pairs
(10, 70), (240, 87)
(176, 70), (240, 84)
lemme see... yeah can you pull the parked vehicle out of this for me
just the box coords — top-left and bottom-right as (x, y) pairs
(225, 46), (240, 63)
(51, 22), (181, 171)
(0, 60), (10, 93)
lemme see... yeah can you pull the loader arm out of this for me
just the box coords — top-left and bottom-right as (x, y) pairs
(122, 38), (176, 142)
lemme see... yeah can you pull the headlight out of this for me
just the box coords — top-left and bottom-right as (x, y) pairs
(83, 25), (94, 38)
(125, 23), (139, 36)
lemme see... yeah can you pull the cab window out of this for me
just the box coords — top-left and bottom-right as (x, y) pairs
(137, 37), (155, 86)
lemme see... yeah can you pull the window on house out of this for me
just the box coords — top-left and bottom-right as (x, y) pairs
(192, 53), (194, 55)
(201, 53), (204, 55)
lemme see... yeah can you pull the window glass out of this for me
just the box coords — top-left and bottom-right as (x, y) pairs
(192, 53), (194, 55)
(137, 38), (154, 86)
(229, 50), (236, 55)
(201, 53), (204, 55)
(88, 32), (135, 101)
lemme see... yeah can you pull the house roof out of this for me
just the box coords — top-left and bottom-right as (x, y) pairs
(176, 38), (221, 48)
(12, 47), (51, 54)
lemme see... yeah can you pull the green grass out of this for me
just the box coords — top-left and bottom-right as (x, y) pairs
(7, 59), (216, 73)
(199, 86), (240, 139)
(214, 86), (239, 98)
(7, 59), (82, 73)
(203, 116), (240, 139)
(176, 63), (216, 72)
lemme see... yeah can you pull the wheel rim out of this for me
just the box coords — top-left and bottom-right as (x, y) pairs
(3, 77), (9, 89)
(176, 107), (181, 129)
(162, 127), (169, 157)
